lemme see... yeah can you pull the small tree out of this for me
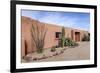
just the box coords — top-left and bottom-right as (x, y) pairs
(31, 22), (47, 53)
(61, 27), (65, 47)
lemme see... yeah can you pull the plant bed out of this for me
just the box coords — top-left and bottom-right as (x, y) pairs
(23, 47), (67, 62)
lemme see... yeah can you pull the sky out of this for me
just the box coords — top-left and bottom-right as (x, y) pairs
(21, 10), (90, 31)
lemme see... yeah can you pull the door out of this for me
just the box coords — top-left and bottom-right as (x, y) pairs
(75, 32), (80, 42)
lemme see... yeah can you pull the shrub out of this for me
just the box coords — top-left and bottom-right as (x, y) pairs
(51, 46), (56, 52)
(64, 38), (78, 47)
(37, 48), (43, 54)
(55, 45), (59, 48)
(82, 34), (90, 41)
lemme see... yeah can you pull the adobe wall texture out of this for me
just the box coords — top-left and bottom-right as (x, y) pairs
(21, 16), (89, 58)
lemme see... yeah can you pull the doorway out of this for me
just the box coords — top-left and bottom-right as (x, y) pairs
(24, 40), (28, 56)
(75, 32), (80, 42)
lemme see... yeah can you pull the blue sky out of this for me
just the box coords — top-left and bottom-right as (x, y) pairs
(21, 10), (90, 31)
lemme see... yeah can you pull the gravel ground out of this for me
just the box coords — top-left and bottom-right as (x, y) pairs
(22, 42), (90, 63)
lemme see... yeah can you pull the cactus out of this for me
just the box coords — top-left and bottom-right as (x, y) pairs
(61, 27), (65, 47)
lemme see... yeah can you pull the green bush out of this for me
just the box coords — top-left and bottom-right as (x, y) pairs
(82, 34), (90, 41)
(51, 46), (56, 52)
(64, 38), (78, 47)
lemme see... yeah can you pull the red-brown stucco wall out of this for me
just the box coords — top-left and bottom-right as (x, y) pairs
(21, 16), (89, 58)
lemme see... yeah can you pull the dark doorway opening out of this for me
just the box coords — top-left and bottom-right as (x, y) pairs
(75, 32), (80, 42)
(25, 40), (28, 56)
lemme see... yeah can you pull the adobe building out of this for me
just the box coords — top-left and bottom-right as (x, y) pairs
(21, 16), (89, 58)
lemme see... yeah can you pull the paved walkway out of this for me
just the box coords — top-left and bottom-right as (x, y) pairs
(23, 42), (90, 62)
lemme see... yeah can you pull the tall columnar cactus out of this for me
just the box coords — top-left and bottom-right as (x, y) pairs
(62, 27), (65, 37)
(61, 27), (65, 47)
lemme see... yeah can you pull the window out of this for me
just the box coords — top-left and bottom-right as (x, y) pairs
(55, 32), (62, 38)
